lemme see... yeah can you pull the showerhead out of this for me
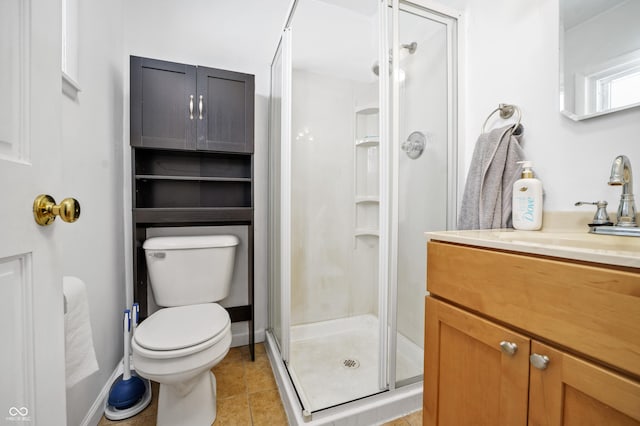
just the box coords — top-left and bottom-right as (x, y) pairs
(403, 42), (417, 54)
(371, 41), (418, 77)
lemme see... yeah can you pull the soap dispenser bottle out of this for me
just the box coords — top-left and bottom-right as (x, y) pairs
(512, 161), (543, 230)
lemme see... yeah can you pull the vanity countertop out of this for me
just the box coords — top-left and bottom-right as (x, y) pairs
(426, 228), (640, 269)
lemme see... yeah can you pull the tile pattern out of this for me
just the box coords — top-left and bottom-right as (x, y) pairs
(382, 410), (423, 426)
(97, 342), (421, 425)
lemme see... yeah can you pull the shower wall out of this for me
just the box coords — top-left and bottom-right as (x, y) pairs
(290, 69), (377, 325)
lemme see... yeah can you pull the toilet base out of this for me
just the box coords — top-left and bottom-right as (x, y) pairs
(157, 370), (217, 426)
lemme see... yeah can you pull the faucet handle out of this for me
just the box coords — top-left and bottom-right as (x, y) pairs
(574, 201), (613, 226)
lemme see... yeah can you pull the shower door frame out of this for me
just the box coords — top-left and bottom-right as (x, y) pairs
(268, 0), (462, 417)
(387, 0), (461, 390)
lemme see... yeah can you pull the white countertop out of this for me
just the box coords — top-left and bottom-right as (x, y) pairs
(426, 228), (640, 269)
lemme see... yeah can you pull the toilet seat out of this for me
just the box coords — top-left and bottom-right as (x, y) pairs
(133, 303), (230, 359)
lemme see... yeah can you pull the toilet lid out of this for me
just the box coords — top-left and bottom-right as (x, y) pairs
(134, 304), (230, 351)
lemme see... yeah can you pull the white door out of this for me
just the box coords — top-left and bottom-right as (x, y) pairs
(1, 0), (67, 424)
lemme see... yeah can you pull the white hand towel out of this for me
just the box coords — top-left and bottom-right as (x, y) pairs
(63, 276), (99, 388)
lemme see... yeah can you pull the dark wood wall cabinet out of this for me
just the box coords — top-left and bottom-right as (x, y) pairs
(131, 56), (254, 153)
(130, 55), (255, 359)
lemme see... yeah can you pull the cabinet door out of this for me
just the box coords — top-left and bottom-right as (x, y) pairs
(529, 341), (640, 426)
(196, 66), (254, 153)
(130, 56), (197, 150)
(424, 297), (530, 426)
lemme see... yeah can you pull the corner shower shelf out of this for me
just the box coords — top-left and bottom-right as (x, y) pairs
(355, 196), (380, 204)
(354, 229), (379, 238)
(355, 104), (379, 115)
(354, 104), (380, 242)
(355, 137), (379, 147)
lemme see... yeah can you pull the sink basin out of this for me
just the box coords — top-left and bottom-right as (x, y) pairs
(494, 230), (640, 253)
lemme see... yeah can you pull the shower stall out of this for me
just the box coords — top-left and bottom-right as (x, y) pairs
(268, 0), (460, 422)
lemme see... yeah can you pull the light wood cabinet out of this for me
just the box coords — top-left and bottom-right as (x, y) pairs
(424, 241), (640, 426)
(425, 298), (530, 425)
(528, 341), (640, 426)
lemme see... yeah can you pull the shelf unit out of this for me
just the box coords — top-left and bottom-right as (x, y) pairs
(354, 105), (380, 241)
(130, 56), (256, 360)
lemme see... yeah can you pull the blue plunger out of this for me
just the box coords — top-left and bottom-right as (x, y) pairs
(107, 309), (145, 409)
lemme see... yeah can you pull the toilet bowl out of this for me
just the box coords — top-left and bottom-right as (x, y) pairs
(132, 235), (239, 426)
(132, 304), (231, 425)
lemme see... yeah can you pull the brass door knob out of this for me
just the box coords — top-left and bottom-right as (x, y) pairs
(33, 194), (81, 226)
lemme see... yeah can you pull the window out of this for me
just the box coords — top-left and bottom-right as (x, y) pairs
(582, 50), (640, 114)
(597, 64), (640, 111)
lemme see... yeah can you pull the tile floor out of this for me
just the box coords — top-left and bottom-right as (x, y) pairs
(98, 343), (422, 425)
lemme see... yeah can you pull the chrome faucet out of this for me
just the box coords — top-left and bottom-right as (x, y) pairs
(608, 155), (637, 227)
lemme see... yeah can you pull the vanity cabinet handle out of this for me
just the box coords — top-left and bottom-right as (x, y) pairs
(530, 353), (550, 370)
(189, 95), (194, 120)
(499, 341), (518, 356)
(198, 95), (204, 120)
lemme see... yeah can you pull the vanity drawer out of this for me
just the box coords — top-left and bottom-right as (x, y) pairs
(427, 240), (640, 378)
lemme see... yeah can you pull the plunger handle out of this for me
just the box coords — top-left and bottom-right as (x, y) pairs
(123, 309), (131, 381)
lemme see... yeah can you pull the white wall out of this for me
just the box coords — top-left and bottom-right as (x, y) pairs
(123, 0), (291, 344)
(61, 1), (125, 425)
(444, 0), (640, 212)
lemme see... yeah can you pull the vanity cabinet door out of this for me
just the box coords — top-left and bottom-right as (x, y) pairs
(130, 56), (197, 150)
(424, 297), (531, 426)
(196, 66), (254, 153)
(528, 341), (640, 426)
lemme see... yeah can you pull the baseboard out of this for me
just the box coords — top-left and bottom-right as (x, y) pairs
(81, 358), (124, 426)
(230, 325), (265, 348)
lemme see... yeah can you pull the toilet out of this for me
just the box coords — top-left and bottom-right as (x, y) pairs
(131, 235), (239, 426)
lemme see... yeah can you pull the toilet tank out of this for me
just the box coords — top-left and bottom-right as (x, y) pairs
(143, 235), (239, 307)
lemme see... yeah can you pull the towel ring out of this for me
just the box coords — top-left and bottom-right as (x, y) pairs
(482, 103), (522, 133)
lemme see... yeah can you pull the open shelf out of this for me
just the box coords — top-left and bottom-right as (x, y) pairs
(135, 148), (251, 179)
(133, 207), (253, 224)
(135, 175), (251, 182)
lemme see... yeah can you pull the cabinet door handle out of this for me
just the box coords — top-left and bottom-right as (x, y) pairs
(189, 95), (194, 120)
(198, 95), (203, 120)
(530, 353), (550, 370)
(499, 341), (518, 356)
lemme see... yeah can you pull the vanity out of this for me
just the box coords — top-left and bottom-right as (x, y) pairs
(423, 226), (640, 425)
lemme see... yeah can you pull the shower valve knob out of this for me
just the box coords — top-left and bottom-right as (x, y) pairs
(402, 131), (426, 159)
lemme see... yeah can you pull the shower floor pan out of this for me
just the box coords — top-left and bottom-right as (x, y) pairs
(288, 314), (422, 412)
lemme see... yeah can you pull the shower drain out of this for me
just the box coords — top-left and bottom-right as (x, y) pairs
(341, 358), (360, 369)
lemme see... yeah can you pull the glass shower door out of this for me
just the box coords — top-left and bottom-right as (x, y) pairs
(389, 1), (458, 386)
(269, 28), (292, 360)
(284, 0), (386, 412)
